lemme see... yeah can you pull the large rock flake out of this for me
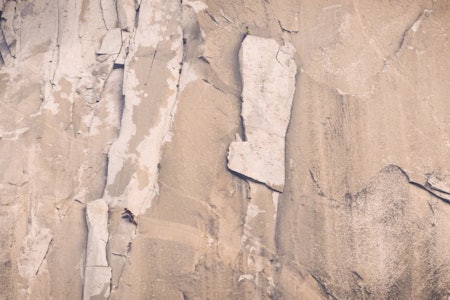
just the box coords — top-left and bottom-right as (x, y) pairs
(227, 35), (297, 192)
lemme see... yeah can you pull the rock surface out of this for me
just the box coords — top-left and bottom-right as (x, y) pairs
(227, 35), (296, 192)
(84, 199), (110, 299)
(0, 0), (449, 299)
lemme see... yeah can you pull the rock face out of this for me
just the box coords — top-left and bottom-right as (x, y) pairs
(0, 0), (450, 299)
(227, 36), (296, 192)
(84, 199), (111, 299)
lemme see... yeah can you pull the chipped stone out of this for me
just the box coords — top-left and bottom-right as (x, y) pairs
(114, 31), (129, 66)
(100, 0), (119, 30)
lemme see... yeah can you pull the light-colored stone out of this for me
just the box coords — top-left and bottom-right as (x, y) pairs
(18, 228), (53, 282)
(83, 199), (110, 299)
(100, 0), (119, 30)
(1, 0), (450, 299)
(85, 199), (109, 267)
(227, 35), (297, 192)
(116, 0), (136, 31)
(83, 266), (112, 299)
(97, 28), (122, 55)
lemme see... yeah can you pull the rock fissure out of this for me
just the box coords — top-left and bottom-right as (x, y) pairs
(388, 8), (433, 63)
(34, 238), (53, 276)
(202, 78), (227, 94)
(310, 272), (338, 300)
(394, 165), (450, 204)
(309, 169), (326, 197)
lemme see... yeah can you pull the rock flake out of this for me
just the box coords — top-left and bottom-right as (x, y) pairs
(227, 35), (297, 192)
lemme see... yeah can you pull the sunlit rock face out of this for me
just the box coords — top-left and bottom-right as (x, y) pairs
(1, 0), (450, 299)
(227, 35), (297, 192)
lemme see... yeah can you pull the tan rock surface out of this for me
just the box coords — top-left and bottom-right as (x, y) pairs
(0, 0), (449, 299)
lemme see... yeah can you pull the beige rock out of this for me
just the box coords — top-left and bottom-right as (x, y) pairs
(18, 228), (53, 283)
(85, 199), (109, 267)
(97, 28), (122, 55)
(1, 0), (450, 299)
(83, 199), (111, 299)
(228, 35), (297, 192)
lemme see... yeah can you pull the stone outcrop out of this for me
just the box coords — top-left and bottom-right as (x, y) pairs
(84, 199), (110, 299)
(0, 0), (449, 299)
(227, 35), (297, 192)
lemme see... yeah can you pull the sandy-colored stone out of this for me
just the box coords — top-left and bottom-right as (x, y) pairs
(85, 199), (109, 267)
(18, 228), (53, 282)
(97, 28), (122, 55)
(83, 199), (110, 299)
(227, 36), (297, 192)
(0, 0), (449, 299)
(83, 266), (112, 299)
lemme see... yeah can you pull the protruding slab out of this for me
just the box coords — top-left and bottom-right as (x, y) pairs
(227, 35), (297, 192)
(84, 199), (111, 299)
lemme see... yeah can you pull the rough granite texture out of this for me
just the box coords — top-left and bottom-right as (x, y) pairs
(0, 0), (449, 299)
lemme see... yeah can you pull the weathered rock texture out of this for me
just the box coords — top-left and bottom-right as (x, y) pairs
(228, 35), (296, 192)
(0, 0), (449, 299)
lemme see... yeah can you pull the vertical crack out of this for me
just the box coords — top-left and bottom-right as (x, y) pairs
(309, 169), (326, 197)
(35, 238), (54, 276)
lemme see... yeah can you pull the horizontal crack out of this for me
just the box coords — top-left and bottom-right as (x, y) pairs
(393, 165), (450, 205)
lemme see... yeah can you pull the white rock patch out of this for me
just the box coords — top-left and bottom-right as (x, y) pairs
(227, 36), (297, 192)
(83, 199), (111, 299)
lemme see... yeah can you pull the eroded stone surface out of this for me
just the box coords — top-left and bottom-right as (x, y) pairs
(84, 199), (111, 299)
(227, 35), (297, 192)
(0, 0), (450, 299)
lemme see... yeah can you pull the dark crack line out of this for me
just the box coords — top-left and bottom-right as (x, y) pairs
(100, 0), (109, 30)
(202, 78), (227, 94)
(35, 238), (54, 276)
(426, 182), (450, 196)
(277, 19), (297, 33)
(352, 270), (363, 281)
(427, 201), (435, 214)
(393, 165), (450, 205)
(309, 169), (326, 197)
(310, 272), (337, 300)
(145, 46), (158, 85)
(95, 65), (116, 107)
(392, 8), (432, 58)
(0, 22), (13, 59)
(134, 1), (141, 28)
(409, 181), (450, 204)
(113, 29), (126, 68)
(205, 10), (219, 25)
